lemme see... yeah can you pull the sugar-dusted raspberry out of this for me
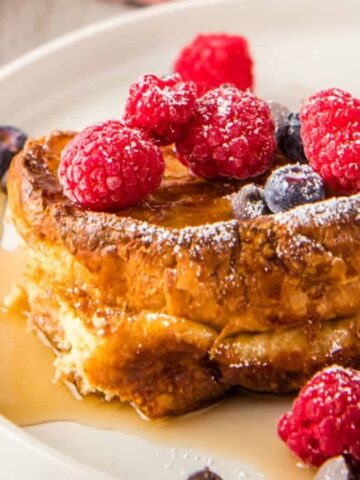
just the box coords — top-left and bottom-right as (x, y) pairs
(174, 33), (253, 94)
(300, 88), (360, 193)
(176, 86), (275, 180)
(124, 74), (198, 146)
(278, 366), (360, 467)
(58, 120), (164, 211)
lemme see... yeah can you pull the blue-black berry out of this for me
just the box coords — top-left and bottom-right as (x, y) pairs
(315, 455), (360, 480)
(278, 112), (307, 163)
(264, 164), (325, 213)
(231, 183), (270, 220)
(1, 171), (8, 193)
(187, 468), (223, 480)
(268, 101), (290, 144)
(0, 126), (27, 183)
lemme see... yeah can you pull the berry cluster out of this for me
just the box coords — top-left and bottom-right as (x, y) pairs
(59, 79), (276, 210)
(57, 34), (360, 219)
(58, 33), (277, 211)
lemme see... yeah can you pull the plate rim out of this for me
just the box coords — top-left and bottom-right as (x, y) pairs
(0, 416), (115, 479)
(0, 0), (239, 83)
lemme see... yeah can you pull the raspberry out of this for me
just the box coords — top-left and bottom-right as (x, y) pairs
(58, 120), (164, 211)
(124, 74), (198, 146)
(300, 88), (360, 193)
(176, 86), (275, 180)
(278, 366), (360, 467)
(174, 33), (253, 94)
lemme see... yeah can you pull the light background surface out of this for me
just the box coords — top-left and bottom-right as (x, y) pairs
(0, 0), (133, 65)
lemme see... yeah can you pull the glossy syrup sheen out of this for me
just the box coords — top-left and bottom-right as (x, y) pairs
(40, 133), (292, 229)
(121, 147), (238, 228)
(0, 196), (314, 480)
(41, 134), (239, 228)
(42, 134), (288, 229)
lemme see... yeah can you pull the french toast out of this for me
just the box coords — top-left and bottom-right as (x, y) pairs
(7, 131), (360, 418)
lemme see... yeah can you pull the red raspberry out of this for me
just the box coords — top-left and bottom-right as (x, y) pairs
(174, 33), (253, 95)
(124, 74), (198, 146)
(58, 120), (164, 211)
(176, 86), (275, 180)
(300, 88), (360, 194)
(278, 366), (360, 467)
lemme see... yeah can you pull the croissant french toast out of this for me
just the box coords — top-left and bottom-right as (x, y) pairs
(6, 130), (360, 418)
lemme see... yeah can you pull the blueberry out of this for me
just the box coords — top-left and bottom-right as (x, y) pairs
(231, 183), (270, 220)
(1, 171), (8, 194)
(187, 468), (223, 480)
(267, 101), (290, 145)
(0, 126), (27, 182)
(264, 164), (325, 213)
(315, 455), (360, 480)
(278, 112), (307, 163)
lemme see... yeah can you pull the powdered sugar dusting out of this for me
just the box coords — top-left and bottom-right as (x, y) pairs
(59, 120), (164, 210)
(178, 220), (239, 257)
(300, 88), (360, 193)
(278, 365), (360, 466)
(125, 187), (360, 257)
(275, 232), (320, 261)
(273, 194), (360, 260)
(275, 194), (360, 229)
(125, 220), (176, 248)
(125, 217), (240, 257)
(177, 86), (275, 180)
(93, 190), (360, 263)
(124, 73), (197, 145)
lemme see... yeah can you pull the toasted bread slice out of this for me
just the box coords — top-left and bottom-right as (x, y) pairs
(7, 132), (360, 417)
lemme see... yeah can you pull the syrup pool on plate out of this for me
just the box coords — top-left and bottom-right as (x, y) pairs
(0, 193), (314, 480)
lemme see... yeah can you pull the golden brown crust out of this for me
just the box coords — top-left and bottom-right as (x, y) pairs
(7, 131), (360, 416)
(213, 315), (360, 392)
(22, 240), (229, 417)
(83, 313), (227, 418)
(9, 133), (360, 332)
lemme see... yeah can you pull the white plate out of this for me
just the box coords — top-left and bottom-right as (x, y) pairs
(1, 0), (360, 478)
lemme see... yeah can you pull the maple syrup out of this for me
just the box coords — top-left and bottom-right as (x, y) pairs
(0, 197), (314, 480)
